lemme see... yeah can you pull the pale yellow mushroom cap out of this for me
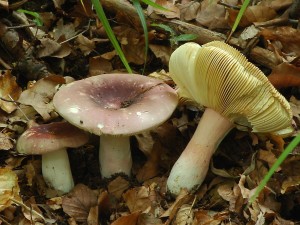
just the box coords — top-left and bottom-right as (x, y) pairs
(169, 41), (293, 135)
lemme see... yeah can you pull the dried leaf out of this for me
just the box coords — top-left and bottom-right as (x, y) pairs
(62, 184), (98, 222)
(0, 132), (13, 150)
(123, 187), (152, 213)
(196, 0), (237, 30)
(260, 26), (300, 57)
(111, 211), (141, 225)
(268, 62), (300, 88)
(228, 5), (277, 28)
(0, 168), (21, 212)
(89, 56), (113, 76)
(76, 34), (95, 56)
(107, 176), (130, 200)
(0, 70), (22, 113)
(175, 204), (194, 225)
(18, 75), (65, 120)
(147, 0), (180, 19)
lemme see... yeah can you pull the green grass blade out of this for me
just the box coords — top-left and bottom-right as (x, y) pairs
(151, 23), (176, 36)
(132, 0), (148, 74)
(226, 0), (250, 42)
(91, 0), (132, 73)
(141, 0), (169, 11)
(17, 9), (43, 26)
(248, 133), (300, 206)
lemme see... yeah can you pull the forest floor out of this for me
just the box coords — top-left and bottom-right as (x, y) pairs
(0, 0), (300, 224)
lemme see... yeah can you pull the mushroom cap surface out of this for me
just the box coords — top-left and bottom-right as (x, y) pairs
(17, 122), (89, 154)
(53, 73), (178, 136)
(169, 41), (293, 135)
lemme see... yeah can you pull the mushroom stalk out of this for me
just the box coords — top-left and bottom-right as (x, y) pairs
(99, 136), (132, 178)
(167, 108), (234, 195)
(42, 149), (74, 194)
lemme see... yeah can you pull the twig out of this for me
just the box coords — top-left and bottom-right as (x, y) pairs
(0, 57), (12, 69)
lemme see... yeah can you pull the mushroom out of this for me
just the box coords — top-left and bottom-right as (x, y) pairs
(52, 73), (178, 178)
(167, 41), (294, 195)
(17, 121), (89, 194)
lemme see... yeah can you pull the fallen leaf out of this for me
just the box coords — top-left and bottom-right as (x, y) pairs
(228, 5), (277, 28)
(18, 75), (65, 120)
(123, 186), (152, 213)
(268, 62), (300, 88)
(62, 184), (98, 222)
(107, 176), (130, 200)
(147, 0), (180, 19)
(260, 26), (300, 57)
(0, 168), (21, 212)
(0, 132), (13, 150)
(76, 34), (95, 56)
(89, 56), (113, 76)
(0, 70), (22, 113)
(194, 209), (230, 225)
(196, 0), (237, 30)
(175, 204), (194, 225)
(111, 211), (141, 225)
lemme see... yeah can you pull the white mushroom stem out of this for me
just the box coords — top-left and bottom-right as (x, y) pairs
(42, 149), (74, 194)
(167, 108), (234, 195)
(99, 136), (132, 178)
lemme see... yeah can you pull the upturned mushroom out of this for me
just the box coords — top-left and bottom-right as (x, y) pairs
(167, 41), (294, 195)
(17, 122), (89, 194)
(53, 73), (178, 178)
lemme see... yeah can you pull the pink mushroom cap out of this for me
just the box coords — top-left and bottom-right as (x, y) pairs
(52, 74), (178, 136)
(17, 122), (89, 154)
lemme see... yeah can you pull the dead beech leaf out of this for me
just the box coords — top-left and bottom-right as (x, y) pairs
(123, 186), (152, 213)
(268, 62), (300, 88)
(137, 213), (163, 225)
(62, 184), (98, 222)
(228, 5), (277, 28)
(196, 0), (237, 30)
(53, 18), (76, 41)
(111, 211), (141, 225)
(178, 1), (200, 21)
(0, 132), (13, 150)
(281, 176), (300, 194)
(290, 96), (300, 119)
(36, 38), (71, 58)
(260, 26), (300, 57)
(0, 70), (22, 113)
(149, 44), (172, 65)
(76, 34), (95, 56)
(89, 56), (113, 76)
(0, 168), (21, 212)
(147, 0), (180, 19)
(107, 176), (130, 200)
(18, 75), (65, 120)
(175, 204), (194, 225)
(114, 26), (145, 65)
(194, 209), (230, 225)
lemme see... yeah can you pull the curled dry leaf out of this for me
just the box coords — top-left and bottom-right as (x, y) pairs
(268, 62), (300, 88)
(111, 211), (141, 225)
(194, 209), (230, 225)
(107, 176), (130, 200)
(147, 0), (180, 19)
(228, 5), (277, 28)
(62, 184), (98, 222)
(18, 75), (65, 120)
(0, 132), (13, 150)
(260, 26), (300, 57)
(0, 168), (21, 212)
(123, 186), (152, 213)
(196, 0), (237, 30)
(0, 70), (22, 113)
(175, 204), (194, 225)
